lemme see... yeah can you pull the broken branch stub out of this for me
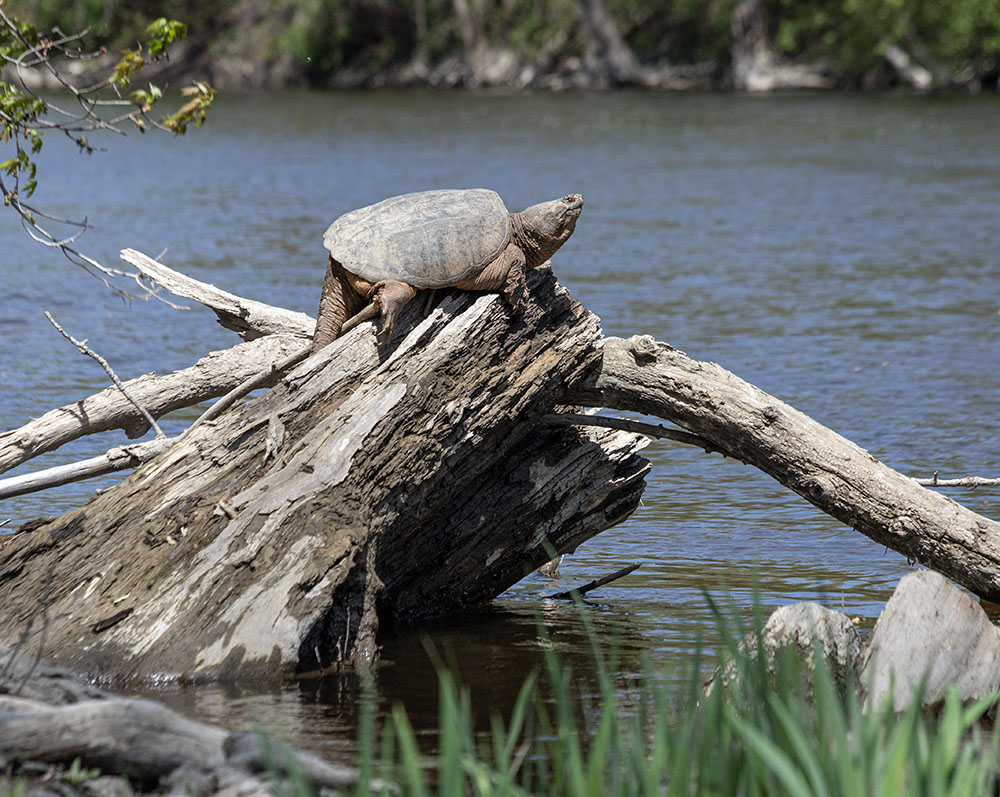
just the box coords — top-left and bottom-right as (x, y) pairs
(0, 269), (649, 679)
(120, 248), (315, 339)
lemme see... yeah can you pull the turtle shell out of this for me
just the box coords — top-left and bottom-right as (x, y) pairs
(322, 189), (511, 289)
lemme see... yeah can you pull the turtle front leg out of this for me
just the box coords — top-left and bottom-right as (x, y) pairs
(455, 244), (528, 314)
(373, 280), (417, 342)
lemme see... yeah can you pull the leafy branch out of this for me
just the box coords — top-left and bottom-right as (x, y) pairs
(0, 8), (215, 299)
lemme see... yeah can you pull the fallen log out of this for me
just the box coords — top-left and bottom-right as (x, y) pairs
(0, 268), (649, 679)
(1, 252), (998, 681)
(566, 335), (1000, 600)
(0, 644), (361, 794)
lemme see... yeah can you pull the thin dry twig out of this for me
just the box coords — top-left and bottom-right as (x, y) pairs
(914, 472), (1000, 488)
(44, 311), (166, 439)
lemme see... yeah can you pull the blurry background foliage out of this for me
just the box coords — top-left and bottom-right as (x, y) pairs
(7, 0), (1000, 86)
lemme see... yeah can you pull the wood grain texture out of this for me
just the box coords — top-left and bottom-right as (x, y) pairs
(0, 269), (647, 680)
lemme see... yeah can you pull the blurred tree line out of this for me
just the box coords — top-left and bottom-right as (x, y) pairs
(7, 0), (1000, 89)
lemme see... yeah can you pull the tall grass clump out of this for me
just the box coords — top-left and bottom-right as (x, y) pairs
(358, 595), (1000, 796)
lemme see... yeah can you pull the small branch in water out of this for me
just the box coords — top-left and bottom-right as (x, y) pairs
(914, 472), (1000, 489)
(45, 311), (166, 440)
(545, 563), (641, 600)
(544, 411), (726, 455)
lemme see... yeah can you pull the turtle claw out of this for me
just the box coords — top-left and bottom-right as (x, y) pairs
(375, 318), (394, 344)
(371, 280), (415, 345)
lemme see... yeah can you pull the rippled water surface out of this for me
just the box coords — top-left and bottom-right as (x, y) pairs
(2, 91), (998, 761)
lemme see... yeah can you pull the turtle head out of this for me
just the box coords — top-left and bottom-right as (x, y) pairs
(515, 193), (584, 268)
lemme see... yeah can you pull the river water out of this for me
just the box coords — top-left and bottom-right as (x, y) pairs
(1, 91), (998, 762)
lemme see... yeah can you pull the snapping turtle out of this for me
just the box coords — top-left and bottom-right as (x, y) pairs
(311, 189), (584, 350)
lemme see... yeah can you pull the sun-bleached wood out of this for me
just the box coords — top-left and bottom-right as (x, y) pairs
(120, 248), (314, 339)
(0, 269), (648, 679)
(0, 333), (306, 475)
(860, 569), (1000, 710)
(567, 335), (1000, 601)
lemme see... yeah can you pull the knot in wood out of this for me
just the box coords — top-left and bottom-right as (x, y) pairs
(801, 472), (836, 500)
(761, 405), (781, 425)
(889, 515), (918, 538)
(627, 335), (658, 365)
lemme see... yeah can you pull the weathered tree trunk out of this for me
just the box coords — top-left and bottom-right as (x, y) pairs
(730, 0), (832, 91)
(2, 254), (998, 684)
(0, 270), (649, 679)
(579, 0), (643, 85)
(567, 335), (1000, 600)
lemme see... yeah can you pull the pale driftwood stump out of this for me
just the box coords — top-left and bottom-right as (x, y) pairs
(0, 269), (649, 679)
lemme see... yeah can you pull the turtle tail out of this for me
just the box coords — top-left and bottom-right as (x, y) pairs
(312, 256), (356, 352)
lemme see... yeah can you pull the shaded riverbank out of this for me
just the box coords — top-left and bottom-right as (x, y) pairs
(6, 0), (1000, 92)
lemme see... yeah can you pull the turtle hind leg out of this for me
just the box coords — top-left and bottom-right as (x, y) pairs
(373, 280), (417, 342)
(313, 256), (363, 352)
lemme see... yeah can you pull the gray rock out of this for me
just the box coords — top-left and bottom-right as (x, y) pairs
(712, 602), (861, 695)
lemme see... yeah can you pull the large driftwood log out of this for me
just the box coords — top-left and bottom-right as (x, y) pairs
(0, 333), (306, 475)
(0, 269), (649, 679)
(568, 335), (1000, 601)
(0, 645), (361, 794)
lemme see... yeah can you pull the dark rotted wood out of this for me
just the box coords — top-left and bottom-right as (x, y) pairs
(0, 269), (648, 680)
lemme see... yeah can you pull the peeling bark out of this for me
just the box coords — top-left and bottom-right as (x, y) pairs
(0, 270), (648, 679)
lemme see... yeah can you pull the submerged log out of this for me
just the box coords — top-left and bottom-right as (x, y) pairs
(0, 268), (649, 679)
